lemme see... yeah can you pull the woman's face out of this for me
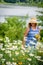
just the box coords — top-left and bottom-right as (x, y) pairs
(31, 23), (36, 27)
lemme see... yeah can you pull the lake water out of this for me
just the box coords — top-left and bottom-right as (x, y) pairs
(0, 5), (43, 23)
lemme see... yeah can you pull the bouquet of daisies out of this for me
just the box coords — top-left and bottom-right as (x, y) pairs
(35, 34), (40, 41)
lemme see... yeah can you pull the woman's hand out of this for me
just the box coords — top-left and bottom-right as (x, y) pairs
(35, 34), (40, 40)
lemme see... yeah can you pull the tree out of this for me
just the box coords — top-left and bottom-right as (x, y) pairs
(25, 0), (30, 3)
(4, 0), (17, 3)
(0, 0), (4, 2)
(20, 0), (25, 2)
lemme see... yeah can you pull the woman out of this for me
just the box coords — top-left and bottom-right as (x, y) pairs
(23, 18), (40, 48)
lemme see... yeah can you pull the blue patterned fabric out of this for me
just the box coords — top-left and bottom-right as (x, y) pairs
(25, 27), (39, 47)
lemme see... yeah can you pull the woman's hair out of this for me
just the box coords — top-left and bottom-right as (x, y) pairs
(28, 23), (37, 28)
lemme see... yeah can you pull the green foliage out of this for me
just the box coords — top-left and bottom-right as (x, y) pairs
(0, 23), (8, 37)
(37, 16), (43, 42)
(4, 0), (17, 3)
(0, 0), (4, 2)
(0, 17), (26, 42)
(0, 0), (43, 3)
(0, 0), (43, 7)
(40, 30), (43, 42)
(38, 16), (43, 21)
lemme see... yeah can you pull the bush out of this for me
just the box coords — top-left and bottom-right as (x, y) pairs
(0, 17), (26, 42)
(37, 16), (43, 42)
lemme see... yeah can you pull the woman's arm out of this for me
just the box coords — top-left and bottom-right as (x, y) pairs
(22, 27), (30, 47)
(24, 27), (30, 37)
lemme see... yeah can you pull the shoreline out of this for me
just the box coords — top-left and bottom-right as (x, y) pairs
(0, 2), (43, 8)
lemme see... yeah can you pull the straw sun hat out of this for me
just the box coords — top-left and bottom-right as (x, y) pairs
(29, 18), (37, 23)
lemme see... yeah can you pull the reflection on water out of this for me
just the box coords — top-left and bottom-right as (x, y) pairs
(0, 6), (43, 23)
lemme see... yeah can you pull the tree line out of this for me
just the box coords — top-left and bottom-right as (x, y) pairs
(0, 0), (43, 3)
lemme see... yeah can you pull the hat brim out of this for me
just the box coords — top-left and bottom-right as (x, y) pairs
(29, 20), (37, 23)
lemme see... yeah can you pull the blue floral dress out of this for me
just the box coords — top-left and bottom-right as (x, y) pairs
(25, 27), (39, 48)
